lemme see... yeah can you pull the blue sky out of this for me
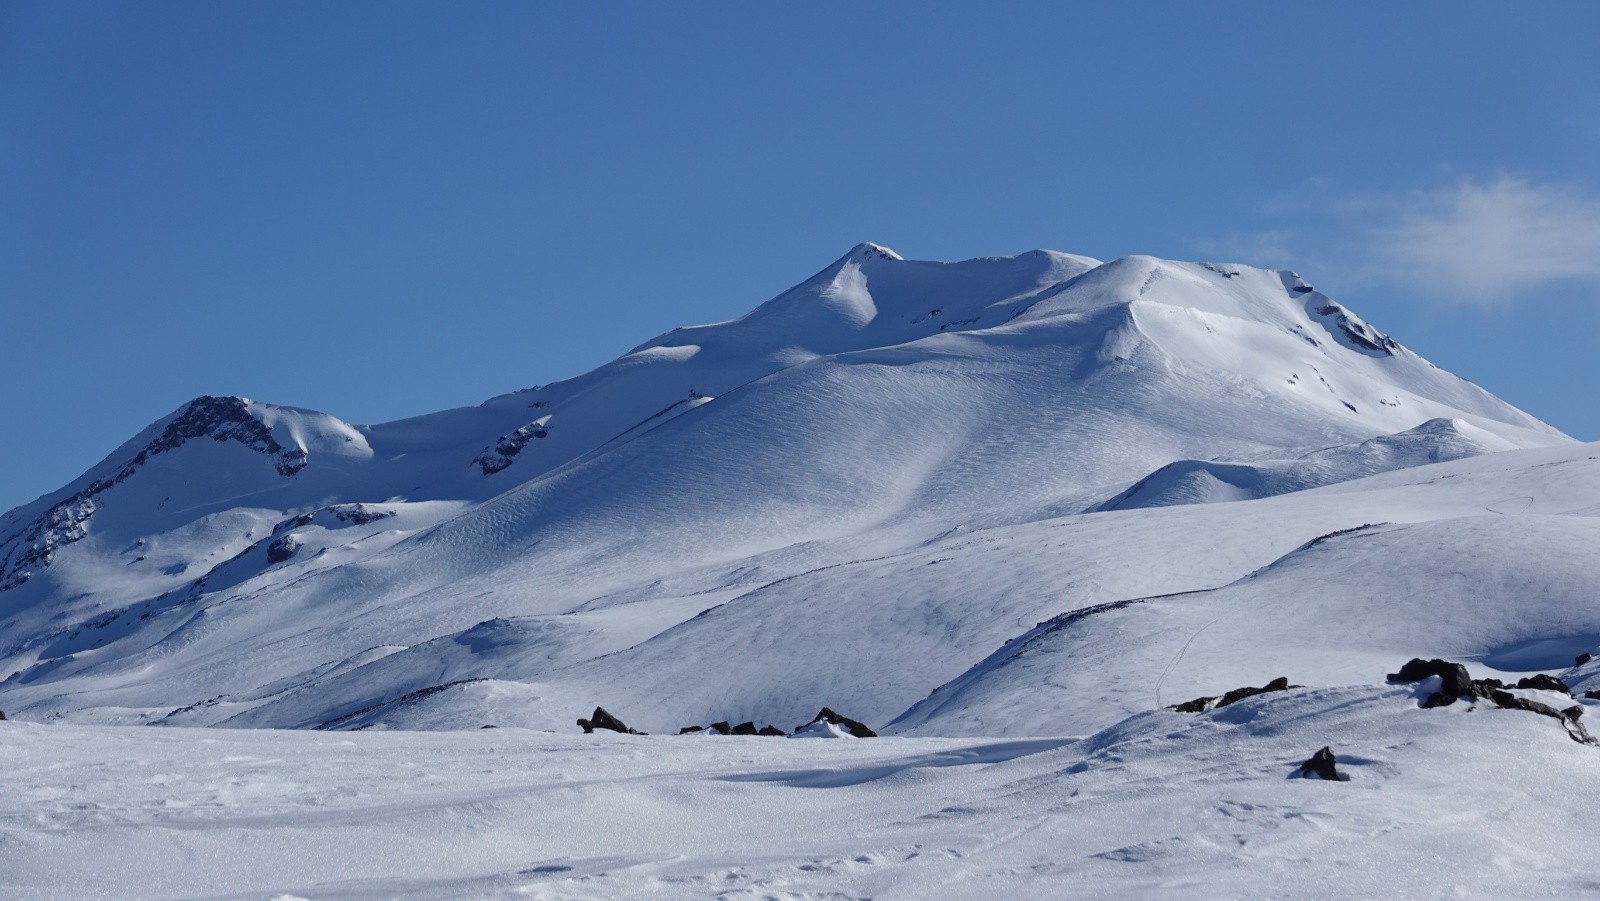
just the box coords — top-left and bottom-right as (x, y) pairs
(3, 2), (1598, 511)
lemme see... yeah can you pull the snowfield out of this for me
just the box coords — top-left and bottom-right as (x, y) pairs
(7, 684), (1600, 899)
(3, 244), (1598, 897)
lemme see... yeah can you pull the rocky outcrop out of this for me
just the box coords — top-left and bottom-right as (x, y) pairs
(1387, 658), (1474, 707)
(1484, 688), (1596, 745)
(474, 422), (549, 475)
(1388, 658), (1597, 745)
(0, 396), (306, 590)
(265, 534), (300, 564)
(1308, 298), (1397, 356)
(576, 706), (644, 735)
(1170, 677), (1296, 713)
(1515, 674), (1572, 694)
(679, 718), (788, 736)
(796, 707), (876, 738)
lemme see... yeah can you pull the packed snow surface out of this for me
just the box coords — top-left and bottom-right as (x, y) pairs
(7, 684), (1600, 899)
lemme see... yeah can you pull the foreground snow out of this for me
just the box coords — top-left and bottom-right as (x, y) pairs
(6, 682), (1599, 899)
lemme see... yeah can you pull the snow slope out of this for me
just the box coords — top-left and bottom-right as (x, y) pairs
(0, 244), (1576, 739)
(4, 243), (1599, 899)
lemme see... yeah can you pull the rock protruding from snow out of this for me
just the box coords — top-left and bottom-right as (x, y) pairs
(0, 395), (314, 590)
(795, 707), (876, 738)
(679, 719), (787, 736)
(1169, 677), (1296, 713)
(1483, 689), (1596, 745)
(1387, 658), (1474, 707)
(474, 421), (550, 475)
(1515, 674), (1572, 694)
(790, 720), (855, 739)
(1298, 746), (1343, 781)
(266, 534), (300, 565)
(576, 706), (643, 735)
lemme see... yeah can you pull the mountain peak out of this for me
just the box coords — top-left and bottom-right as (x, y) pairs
(844, 242), (903, 262)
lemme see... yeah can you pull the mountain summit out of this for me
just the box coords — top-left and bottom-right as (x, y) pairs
(0, 245), (1572, 731)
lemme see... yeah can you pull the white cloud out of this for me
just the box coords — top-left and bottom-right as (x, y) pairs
(1379, 177), (1600, 302)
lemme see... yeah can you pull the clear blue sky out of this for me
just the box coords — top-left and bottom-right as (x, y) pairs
(4, 2), (1599, 511)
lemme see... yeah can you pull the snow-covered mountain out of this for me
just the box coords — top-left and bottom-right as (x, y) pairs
(0, 243), (1579, 740)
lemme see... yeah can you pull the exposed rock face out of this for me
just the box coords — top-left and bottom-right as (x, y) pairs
(265, 534), (300, 564)
(1309, 299), (1398, 356)
(576, 706), (643, 735)
(1298, 746), (1341, 780)
(1170, 677), (1296, 713)
(0, 395), (305, 590)
(796, 707), (876, 738)
(473, 422), (549, 475)
(1577, 653), (1593, 668)
(758, 725), (786, 736)
(729, 721), (759, 736)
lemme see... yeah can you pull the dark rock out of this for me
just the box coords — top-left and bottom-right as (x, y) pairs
(797, 707), (877, 738)
(266, 534), (300, 564)
(1217, 676), (1294, 709)
(1298, 746), (1341, 780)
(1516, 674), (1572, 694)
(707, 721), (731, 735)
(332, 504), (395, 526)
(1577, 653), (1593, 667)
(678, 725), (705, 734)
(1486, 688), (1597, 745)
(1584, 690), (1600, 701)
(729, 721), (758, 735)
(474, 422), (549, 475)
(0, 709), (6, 720)
(576, 706), (643, 735)
(1387, 658), (1473, 706)
(480, 724), (497, 729)
(758, 725), (786, 736)
(1, 396), (309, 591)
(1169, 677), (1298, 714)
(273, 512), (315, 534)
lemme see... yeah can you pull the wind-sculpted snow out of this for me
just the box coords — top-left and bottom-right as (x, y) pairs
(1096, 417), (1515, 510)
(0, 244), (1579, 739)
(7, 683), (1600, 899)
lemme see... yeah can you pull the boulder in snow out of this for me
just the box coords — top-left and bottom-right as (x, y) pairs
(576, 706), (643, 735)
(1297, 746), (1342, 781)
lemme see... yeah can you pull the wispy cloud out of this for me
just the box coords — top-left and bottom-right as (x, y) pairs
(1376, 177), (1600, 302)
